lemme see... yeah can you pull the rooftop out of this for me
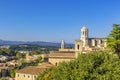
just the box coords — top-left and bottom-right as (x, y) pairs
(16, 62), (53, 75)
(89, 38), (106, 40)
(49, 53), (75, 59)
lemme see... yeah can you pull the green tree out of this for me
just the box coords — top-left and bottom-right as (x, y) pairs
(35, 56), (42, 63)
(16, 53), (24, 59)
(107, 24), (120, 54)
(37, 51), (120, 80)
(10, 69), (15, 78)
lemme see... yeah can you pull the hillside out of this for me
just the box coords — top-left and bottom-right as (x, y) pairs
(0, 39), (74, 47)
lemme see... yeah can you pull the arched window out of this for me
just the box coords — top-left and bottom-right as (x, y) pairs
(34, 76), (36, 78)
(18, 74), (19, 77)
(95, 40), (97, 46)
(85, 31), (86, 36)
(77, 45), (80, 50)
(24, 74), (25, 77)
(83, 31), (84, 35)
(28, 75), (30, 78)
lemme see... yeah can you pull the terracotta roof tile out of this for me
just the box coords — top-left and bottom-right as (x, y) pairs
(16, 63), (53, 75)
(16, 66), (45, 75)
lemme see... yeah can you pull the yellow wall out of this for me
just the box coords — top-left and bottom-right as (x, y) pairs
(15, 73), (37, 80)
(49, 58), (74, 66)
(59, 49), (74, 52)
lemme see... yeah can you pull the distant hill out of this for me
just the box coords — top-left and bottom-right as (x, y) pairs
(0, 39), (74, 47)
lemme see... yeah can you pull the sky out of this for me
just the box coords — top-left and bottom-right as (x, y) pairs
(0, 0), (120, 43)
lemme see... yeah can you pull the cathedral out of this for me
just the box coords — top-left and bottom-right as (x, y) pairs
(48, 26), (107, 65)
(75, 26), (107, 57)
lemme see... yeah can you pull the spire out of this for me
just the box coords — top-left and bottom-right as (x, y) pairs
(61, 40), (65, 49)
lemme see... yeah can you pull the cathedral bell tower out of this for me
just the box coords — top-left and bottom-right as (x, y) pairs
(81, 26), (88, 47)
(61, 40), (65, 49)
(75, 25), (89, 58)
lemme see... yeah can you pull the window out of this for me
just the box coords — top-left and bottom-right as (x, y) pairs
(83, 31), (84, 35)
(101, 40), (103, 44)
(34, 76), (36, 78)
(77, 45), (79, 50)
(85, 31), (86, 36)
(95, 40), (97, 46)
(24, 74), (25, 77)
(18, 74), (19, 77)
(55, 62), (57, 66)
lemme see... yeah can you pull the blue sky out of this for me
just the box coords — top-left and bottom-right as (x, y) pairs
(0, 0), (120, 43)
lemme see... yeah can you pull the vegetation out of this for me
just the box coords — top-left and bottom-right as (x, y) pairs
(37, 51), (120, 80)
(9, 69), (15, 78)
(35, 56), (42, 63)
(0, 49), (16, 56)
(107, 24), (120, 54)
(16, 52), (25, 59)
(10, 44), (59, 54)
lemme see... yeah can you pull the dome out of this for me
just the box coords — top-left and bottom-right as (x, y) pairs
(81, 25), (88, 30)
(61, 40), (65, 43)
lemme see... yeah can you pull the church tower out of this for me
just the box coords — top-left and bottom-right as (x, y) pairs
(81, 25), (88, 47)
(61, 40), (65, 49)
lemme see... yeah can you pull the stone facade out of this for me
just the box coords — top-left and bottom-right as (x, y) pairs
(49, 52), (75, 66)
(49, 57), (73, 66)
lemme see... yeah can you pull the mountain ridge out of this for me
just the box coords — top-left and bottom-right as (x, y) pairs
(0, 39), (74, 47)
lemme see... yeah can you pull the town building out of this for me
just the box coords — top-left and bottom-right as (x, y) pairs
(18, 51), (31, 54)
(0, 45), (10, 49)
(25, 53), (48, 62)
(0, 55), (10, 61)
(49, 52), (75, 66)
(0, 66), (10, 78)
(15, 62), (53, 80)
